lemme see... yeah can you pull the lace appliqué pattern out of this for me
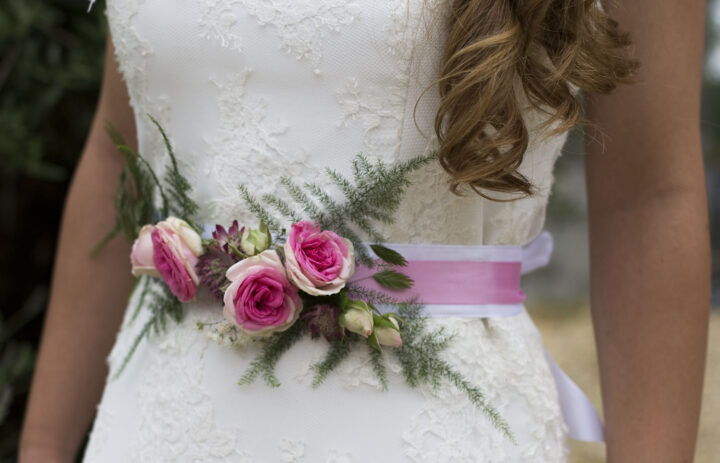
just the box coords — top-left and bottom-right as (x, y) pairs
(198, 0), (244, 52)
(400, 315), (570, 462)
(131, 291), (238, 462)
(237, 0), (361, 74)
(279, 439), (306, 462)
(199, 69), (333, 226)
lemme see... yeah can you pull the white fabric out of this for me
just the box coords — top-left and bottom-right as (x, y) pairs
(83, 1), (573, 462)
(521, 230), (555, 274)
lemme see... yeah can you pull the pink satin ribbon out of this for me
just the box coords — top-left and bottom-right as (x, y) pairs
(350, 260), (526, 305)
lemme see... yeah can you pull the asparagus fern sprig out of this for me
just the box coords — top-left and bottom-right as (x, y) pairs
(238, 152), (436, 266)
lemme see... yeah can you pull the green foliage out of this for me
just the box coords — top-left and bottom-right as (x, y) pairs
(148, 115), (199, 221)
(310, 336), (356, 387)
(345, 283), (409, 306)
(369, 244), (407, 267)
(0, 0), (106, 181)
(111, 280), (184, 380)
(394, 302), (516, 442)
(368, 344), (389, 390)
(91, 123), (157, 253)
(238, 322), (306, 388)
(371, 269), (414, 290)
(239, 152), (436, 265)
(94, 116), (199, 257)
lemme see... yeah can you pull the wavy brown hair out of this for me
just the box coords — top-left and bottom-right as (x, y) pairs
(435, 0), (638, 199)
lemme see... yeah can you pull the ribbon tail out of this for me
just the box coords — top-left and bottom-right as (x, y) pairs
(544, 350), (605, 442)
(521, 230), (554, 274)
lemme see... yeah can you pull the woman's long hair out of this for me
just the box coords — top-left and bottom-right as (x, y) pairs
(435, 0), (638, 199)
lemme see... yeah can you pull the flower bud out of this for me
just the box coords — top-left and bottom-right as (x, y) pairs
(339, 300), (374, 338)
(163, 216), (203, 255)
(240, 221), (271, 256)
(373, 315), (402, 348)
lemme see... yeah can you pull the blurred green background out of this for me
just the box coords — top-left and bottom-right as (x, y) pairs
(0, 1), (718, 462)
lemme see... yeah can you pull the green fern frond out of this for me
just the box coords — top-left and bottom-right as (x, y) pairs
(262, 193), (302, 224)
(280, 176), (322, 219)
(345, 283), (412, 306)
(148, 114), (198, 220)
(111, 279), (185, 380)
(238, 322), (306, 388)
(93, 123), (156, 255)
(368, 345), (389, 390)
(393, 302), (515, 442)
(310, 337), (356, 387)
(127, 275), (151, 326)
(238, 184), (283, 233)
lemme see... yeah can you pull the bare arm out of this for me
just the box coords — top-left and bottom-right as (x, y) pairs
(19, 38), (137, 462)
(585, 1), (710, 462)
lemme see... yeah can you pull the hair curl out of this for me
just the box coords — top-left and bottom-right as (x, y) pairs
(435, 0), (638, 199)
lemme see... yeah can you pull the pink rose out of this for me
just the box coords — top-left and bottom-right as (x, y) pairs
(130, 225), (160, 277)
(148, 217), (203, 302)
(283, 221), (355, 296)
(223, 250), (302, 337)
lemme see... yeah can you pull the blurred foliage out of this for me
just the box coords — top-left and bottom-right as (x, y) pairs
(0, 0), (105, 180)
(0, 0), (105, 460)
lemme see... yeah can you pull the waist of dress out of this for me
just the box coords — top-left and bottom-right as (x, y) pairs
(349, 231), (554, 318)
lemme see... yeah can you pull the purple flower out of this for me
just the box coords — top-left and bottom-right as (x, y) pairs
(196, 221), (246, 302)
(212, 220), (244, 253)
(301, 304), (343, 342)
(197, 246), (238, 302)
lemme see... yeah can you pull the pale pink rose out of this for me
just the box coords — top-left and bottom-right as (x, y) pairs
(150, 217), (203, 302)
(130, 225), (160, 277)
(283, 221), (355, 296)
(223, 250), (302, 337)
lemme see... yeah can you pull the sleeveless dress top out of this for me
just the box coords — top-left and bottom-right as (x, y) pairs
(83, 0), (572, 461)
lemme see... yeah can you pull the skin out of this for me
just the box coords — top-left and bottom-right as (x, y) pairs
(19, 1), (711, 461)
(18, 40), (136, 462)
(585, 1), (709, 462)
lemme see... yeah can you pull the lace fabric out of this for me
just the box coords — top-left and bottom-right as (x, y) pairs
(83, 0), (571, 461)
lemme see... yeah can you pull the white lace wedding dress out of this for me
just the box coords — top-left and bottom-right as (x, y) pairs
(83, 0), (574, 461)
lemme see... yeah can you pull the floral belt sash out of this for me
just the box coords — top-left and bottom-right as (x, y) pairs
(99, 116), (603, 444)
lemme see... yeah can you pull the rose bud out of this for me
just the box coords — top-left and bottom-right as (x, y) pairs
(240, 221), (271, 256)
(339, 299), (374, 338)
(373, 314), (402, 348)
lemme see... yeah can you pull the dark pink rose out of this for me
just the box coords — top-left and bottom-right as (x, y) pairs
(223, 250), (302, 337)
(283, 221), (355, 296)
(151, 218), (202, 302)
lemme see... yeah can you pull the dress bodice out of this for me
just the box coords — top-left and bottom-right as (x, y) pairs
(84, 4), (574, 461)
(106, 0), (568, 245)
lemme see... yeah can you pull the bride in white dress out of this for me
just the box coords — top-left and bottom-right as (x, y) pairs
(20, 1), (710, 462)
